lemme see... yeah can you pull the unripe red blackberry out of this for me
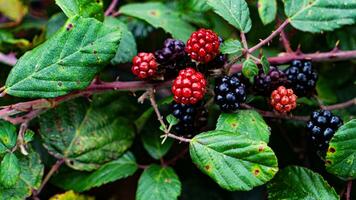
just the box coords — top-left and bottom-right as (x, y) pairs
(307, 110), (343, 151)
(172, 68), (207, 105)
(254, 66), (287, 95)
(185, 29), (220, 63)
(270, 86), (297, 113)
(131, 52), (158, 79)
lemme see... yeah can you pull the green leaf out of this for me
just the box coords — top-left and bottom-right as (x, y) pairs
(216, 110), (271, 142)
(24, 130), (35, 144)
(136, 164), (182, 200)
(326, 119), (356, 180)
(261, 55), (270, 74)
(39, 95), (135, 171)
(190, 130), (278, 191)
(283, 0), (356, 33)
(55, 0), (104, 21)
(0, 120), (17, 152)
(0, 149), (44, 200)
(167, 114), (179, 126)
(119, 2), (195, 41)
(105, 17), (137, 64)
(316, 76), (338, 104)
(0, 153), (20, 188)
(142, 129), (173, 160)
(46, 12), (67, 39)
(242, 58), (259, 79)
(207, 0), (252, 33)
(52, 152), (138, 192)
(267, 166), (339, 200)
(220, 39), (243, 55)
(258, 0), (277, 25)
(185, 0), (211, 12)
(49, 191), (94, 200)
(5, 16), (121, 98)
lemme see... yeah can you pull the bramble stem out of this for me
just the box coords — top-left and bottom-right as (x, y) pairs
(33, 159), (65, 197)
(161, 133), (191, 143)
(105, 0), (120, 16)
(280, 30), (293, 53)
(240, 31), (248, 50)
(322, 98), (356, 111)
(346, 180), (352, 200)
(241, 104), (309, 121)
(248, 19), (290, 53)
(0, 52), (17, 66)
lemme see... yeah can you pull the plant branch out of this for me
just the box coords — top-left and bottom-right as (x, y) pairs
(346, 180), (353, 200)
(230, 49), (356, 74)
(33, 159), (65, 197)
(241, 104), (309, 121)
(105, 0), (120, 16)
(161, 133), (191, 143)
(248, 19), (290, 53)
(0, 52), (17, 66)
(240, 31), (248, 50)
(322, 98), (356, 110)
(280, 30), (293, 53)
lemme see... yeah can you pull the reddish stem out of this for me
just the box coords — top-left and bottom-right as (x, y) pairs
(248, 19), (290, 53)
(322, 98), (356, 111)
(240, 31), (248, 49)
(280, 30), (293, 53)
(105, 0), (120, 16)
(346, 180), (352, 200)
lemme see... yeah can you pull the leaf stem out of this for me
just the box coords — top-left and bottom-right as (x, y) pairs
(240, 31), (248, 50)
(33, 159), (65, 197)
(161, 133), (191, 143)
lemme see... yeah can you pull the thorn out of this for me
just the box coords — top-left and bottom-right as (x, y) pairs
(296, 44), (302, 54)
(332, 41), (340, 52)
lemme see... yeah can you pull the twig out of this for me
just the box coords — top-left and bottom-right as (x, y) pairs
(240, 31), (248, 50)
(248, 19), (290, 53)
(0, 52), (17, 66)
(322, 98), (356, 110)
(280, 30), (293, 53)
(241, 104), (309, 121)
(230, 49), (356, 73)
(160, 133), (191, 143)
(105, 0), (120, 16)
(346, 180), (352, 200)
(148, 89), (168, 133)
(34, 159), (65, 197)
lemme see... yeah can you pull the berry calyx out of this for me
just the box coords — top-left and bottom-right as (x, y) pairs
(254, 66), (287, 95)
(285, 60), (318, 96)
(306, 110), (343, 151)
(131, 52), (158, 79)
(172, 68), (207, 104)
(171, 102), (208, 135)
(214, 74), (247, 112)
(185, 29), (220, 63)
(270, 86), (297, 113)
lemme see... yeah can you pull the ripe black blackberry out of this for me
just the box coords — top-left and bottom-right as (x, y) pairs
(285, 60), (318, 96)
(155, 39), (186, 64)
(214, 74), (247, 112)
(253, 66), (287, 95)
(306, 110), (343, 151)
(171, 102), (208, 135)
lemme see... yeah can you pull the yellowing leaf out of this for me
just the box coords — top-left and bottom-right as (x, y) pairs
(50, 191), (94, 200)
(0, 0), (28, 22)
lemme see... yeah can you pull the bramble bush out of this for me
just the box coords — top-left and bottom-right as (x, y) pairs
(0, 0), (355, 199)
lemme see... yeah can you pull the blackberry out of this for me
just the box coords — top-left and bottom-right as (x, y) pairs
(155, 39), (186, 65)
(307, 110), (343, 151)
(171, 102), (208, 135)
(253, 66), (287, 95)
(285, 60), (318, 96)
(214, 74), (247, 112)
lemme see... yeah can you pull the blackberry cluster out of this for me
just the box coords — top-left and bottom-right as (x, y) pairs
(155, 39), (186, 64)
(214, 74), (247, 112)
(171, 102), (208, 135)
(285, 60), (318, 96)
(254, 66), (287, 95)
(307, 110), (343, 151)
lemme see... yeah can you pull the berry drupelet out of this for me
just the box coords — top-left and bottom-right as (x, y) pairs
(185, 29), (220, 63)
(131, 52), (158, 79)
(307, 110), (343, 151)
(171, 102), (208, 135)
(214, 74), (247, 112)
(172, 68), (207, 105)
(270, 86), (297, 113)
(285, 60), (318, 96)
(254, 66), (287, 95)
